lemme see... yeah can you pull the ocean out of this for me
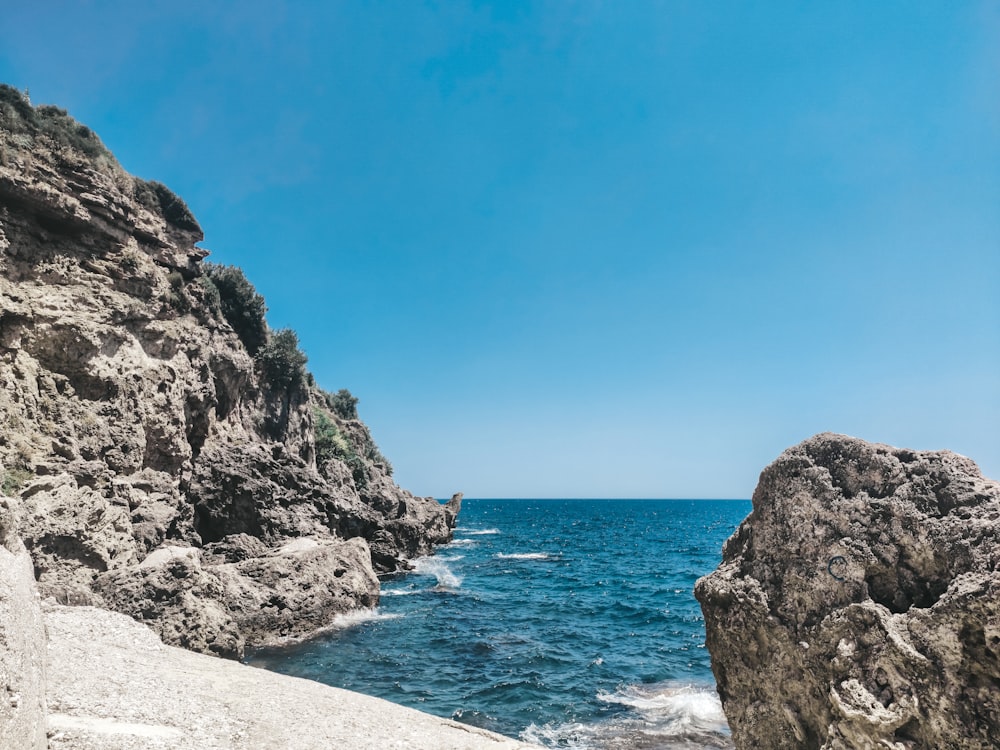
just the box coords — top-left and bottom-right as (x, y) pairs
(250, 498), (751, 749)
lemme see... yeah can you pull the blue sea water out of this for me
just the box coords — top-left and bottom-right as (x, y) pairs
(251, 498), (751, 749)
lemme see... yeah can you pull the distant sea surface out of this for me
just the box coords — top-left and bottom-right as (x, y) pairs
(251, 499), (751, 749)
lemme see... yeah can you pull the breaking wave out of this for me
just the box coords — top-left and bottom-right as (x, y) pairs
(324, 608), (402, 630)
(411, 556), (463, 589)
(523, 682), (731, 749)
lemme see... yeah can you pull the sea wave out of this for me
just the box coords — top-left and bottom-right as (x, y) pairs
(324, 608), (402, 630)
(461, 528), (501, 535)
(445, 538), (477, 547)
(495, 552), (557, 561)
(523, 682), (731, 749)
(411, 556), (463, 589)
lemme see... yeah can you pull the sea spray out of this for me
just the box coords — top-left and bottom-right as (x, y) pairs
(411, 555), (463, 589)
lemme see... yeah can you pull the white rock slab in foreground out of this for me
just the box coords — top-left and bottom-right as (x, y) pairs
(44, 604), (540, 750)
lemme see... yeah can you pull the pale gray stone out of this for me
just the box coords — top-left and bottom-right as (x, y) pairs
(696, 433), (1000, 749)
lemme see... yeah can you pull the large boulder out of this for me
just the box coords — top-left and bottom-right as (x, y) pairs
(695, 433), (1000, 749)
(92, 537), (380, 659)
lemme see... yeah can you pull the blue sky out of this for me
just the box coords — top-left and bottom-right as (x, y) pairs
(2, 1), (997, 498)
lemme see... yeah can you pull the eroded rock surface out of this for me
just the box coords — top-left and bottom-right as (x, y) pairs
(695, 433), (1000, 749)
(0, 495), (47, 750)
(0, 85), (459, 659)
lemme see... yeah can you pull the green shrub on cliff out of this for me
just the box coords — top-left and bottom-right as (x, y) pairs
(0, 84), (110, 159)
(165, 270), (190, 312)
(313, 409), (369, 488)
(313, 409), (351, 463)
(323, 388), (359, 420)
(2, 467), (31, 496)
(134, 180), (201, 233)
(203, 263), (268, 354)
(256, 328), (308, 391)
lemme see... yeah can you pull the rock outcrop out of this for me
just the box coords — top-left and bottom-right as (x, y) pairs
(0, 85), (459, 659)
(696, 433), (1000, 749)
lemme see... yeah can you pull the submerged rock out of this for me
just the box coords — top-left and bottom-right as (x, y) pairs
(695, 433), (1000, 749)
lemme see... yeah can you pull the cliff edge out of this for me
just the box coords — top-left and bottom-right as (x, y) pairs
(696, 433), (1000, 749)
(0, 84), (460, 660)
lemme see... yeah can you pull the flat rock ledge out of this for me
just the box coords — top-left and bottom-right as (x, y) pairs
(44, 603), (540, 750)
(695, 433), (1000, 750)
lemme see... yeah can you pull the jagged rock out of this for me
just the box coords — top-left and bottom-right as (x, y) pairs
(213, 536), (379, 647)
(0, 86), (460, 657)
(93, 546), (245, 658)
(695, 433), (1000, 749)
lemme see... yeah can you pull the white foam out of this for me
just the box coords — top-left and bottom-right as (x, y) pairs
(462, 528), (500, 535)
(324, 608), (402, 630)
(445, 538), (477, 547)
(520, 720), (591, 749)
(524, 683), (731, 749)
(597, 683), (728, 736)
(494, 552), (555, 561)
(411, 556), (463, 589)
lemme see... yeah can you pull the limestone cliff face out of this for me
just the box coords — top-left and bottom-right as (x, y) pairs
(695, 433), (1000, 749)
(0, 86), (460, 659)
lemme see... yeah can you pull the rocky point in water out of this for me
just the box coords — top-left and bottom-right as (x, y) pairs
(696, 432), (1000, 749)
(0, 84), (462, 660)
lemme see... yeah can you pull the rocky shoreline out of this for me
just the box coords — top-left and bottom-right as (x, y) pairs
(1, 527), (539, 749)
(0, 83), (462, 660)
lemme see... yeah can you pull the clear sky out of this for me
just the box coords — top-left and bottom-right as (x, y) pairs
(2, 1), (997, 498)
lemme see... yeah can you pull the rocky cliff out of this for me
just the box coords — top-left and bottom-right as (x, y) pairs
(696, 433), (1000, 749)
(0, 85), (461, 660)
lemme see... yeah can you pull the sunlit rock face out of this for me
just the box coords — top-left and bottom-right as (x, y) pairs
(696, 433), (1000, 750)
(0, 85), (458, 659)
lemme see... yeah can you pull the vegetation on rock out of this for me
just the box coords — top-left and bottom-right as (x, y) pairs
(321, 388), (359, 420)
(256, 328), (308, 391)
(134, 180), (201, 233)
(0, 84), (110, 159)
(203, 263), (268, 354)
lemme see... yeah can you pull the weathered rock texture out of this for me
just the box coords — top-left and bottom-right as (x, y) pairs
(0, 85), (459, 659)
(696, 433), (1000, 749)
(0, 495), (47, 750)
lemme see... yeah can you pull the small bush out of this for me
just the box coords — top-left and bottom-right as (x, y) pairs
(198, 275), (222, 317)
(134, 180), (201, 233)
(165, 270), (190, 312)
(256, 328), (308, 391)
(0, 85), (110, 159)
(313, 409), (368, 488)
(2, 468), (32, 496)
(324, 388), (359, 420)
(313, 409), (350, 464)
(204, 263), (268, 354)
